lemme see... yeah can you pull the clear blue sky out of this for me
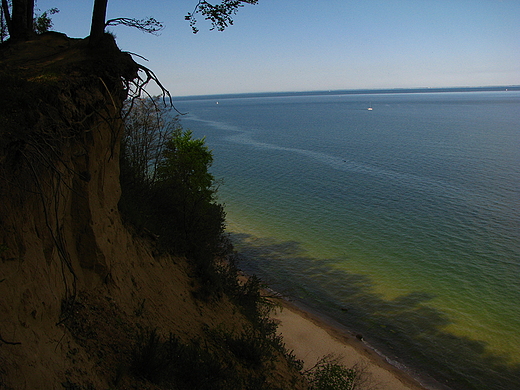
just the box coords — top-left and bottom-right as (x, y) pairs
(37, 0), (520, 96)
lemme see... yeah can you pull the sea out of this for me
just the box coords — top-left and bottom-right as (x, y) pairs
(173, 88), (520, 390)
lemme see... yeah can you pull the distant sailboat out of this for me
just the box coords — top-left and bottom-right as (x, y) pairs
(367, 102), (373, 111)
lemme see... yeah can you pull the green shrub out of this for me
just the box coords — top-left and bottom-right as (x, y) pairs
(303, 354), (372, 390)
(154, 128), (224, 257)
(119, 98), (226, 286)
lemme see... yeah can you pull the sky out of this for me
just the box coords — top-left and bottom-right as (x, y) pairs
(36, 0), (520, 96)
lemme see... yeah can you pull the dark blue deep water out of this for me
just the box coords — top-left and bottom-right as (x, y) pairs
(175, 90), (520, 390)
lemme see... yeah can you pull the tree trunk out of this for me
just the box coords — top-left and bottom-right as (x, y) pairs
(89, 0), (108, 44)
(10, 0), (34, 40)
(1, 0), (12, 35)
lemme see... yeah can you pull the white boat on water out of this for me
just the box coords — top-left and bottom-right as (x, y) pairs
(367, 103), (373, 111)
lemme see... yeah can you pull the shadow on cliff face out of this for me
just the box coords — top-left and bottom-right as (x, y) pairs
(229, 232), (520, 390)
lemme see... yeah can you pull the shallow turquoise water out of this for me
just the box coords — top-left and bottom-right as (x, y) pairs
(176, 91), (520, 390)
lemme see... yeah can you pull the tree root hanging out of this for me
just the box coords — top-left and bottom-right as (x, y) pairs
(124, 59), (185, 116)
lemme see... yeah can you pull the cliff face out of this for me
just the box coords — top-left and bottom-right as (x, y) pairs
(0, 33), (306, 390)
(0, 32), (136, 387)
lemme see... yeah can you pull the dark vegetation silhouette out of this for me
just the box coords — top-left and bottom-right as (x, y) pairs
(185, 0), (259, 34)
(2, 0), (258, 43)
(91, 0), (258, 42)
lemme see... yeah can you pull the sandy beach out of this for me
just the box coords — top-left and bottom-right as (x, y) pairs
(272, 299), (429, 390)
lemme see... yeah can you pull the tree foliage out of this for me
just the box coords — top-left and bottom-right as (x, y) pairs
(34, 6), (58, 34)
(157, 129), (215, 206)
(154, 127), (225, 266)
(0, 0), (59, 41)
(186, 0), (259, 34)
(120, 98), (226, 283)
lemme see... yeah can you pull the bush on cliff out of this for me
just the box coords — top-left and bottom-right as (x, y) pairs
(119, 97), (226, 287)
(154, 128), (224, 266)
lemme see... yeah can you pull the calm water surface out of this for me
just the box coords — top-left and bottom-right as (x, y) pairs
(176, 91), (520, 390)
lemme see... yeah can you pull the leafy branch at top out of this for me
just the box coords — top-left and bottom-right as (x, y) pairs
(185, 0), (258, 34)
(34, 7), (59, 34)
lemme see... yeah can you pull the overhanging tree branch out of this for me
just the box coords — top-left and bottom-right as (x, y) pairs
(185, 0), (258, 34)
(105, 17), (164, 35)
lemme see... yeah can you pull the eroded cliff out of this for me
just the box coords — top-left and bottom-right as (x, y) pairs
(0, 33), (306, 389)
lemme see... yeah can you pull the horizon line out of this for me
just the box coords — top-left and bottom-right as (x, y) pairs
(172, 85), (520, 100)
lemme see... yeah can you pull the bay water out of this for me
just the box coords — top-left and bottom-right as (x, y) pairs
(175, 90), (520, 390)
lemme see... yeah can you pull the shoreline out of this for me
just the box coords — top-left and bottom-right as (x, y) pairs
(270, 296), (438, 390)
(229, 222), (447, 390)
